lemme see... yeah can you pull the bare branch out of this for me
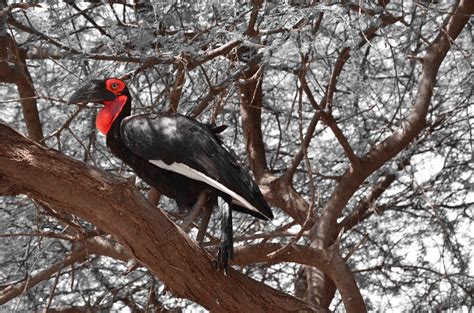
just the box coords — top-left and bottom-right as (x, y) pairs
(247, 0), (262, 36)
(0, 13), (43, 141)
(168, 62), (186, 112)
(286, 7), (404, 176)
(0, 236), (130, 305)
(234, 243), (366, 313)
(0, 3), (40, 18)
(300, 76), (360, 169)
(1, 243), (89, 304)
(7, 16), (175, 64)
(284, 57), (321, 181)
(239, 65), (268, 180)
(337, 172), (397, 235)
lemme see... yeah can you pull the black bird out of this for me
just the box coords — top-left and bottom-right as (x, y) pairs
(68, 78), (273, 271)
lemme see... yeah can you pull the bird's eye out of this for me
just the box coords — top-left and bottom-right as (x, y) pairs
(111, 83), (118, 89)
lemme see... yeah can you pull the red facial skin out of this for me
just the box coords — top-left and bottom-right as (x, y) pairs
(96, 79), (127, 135)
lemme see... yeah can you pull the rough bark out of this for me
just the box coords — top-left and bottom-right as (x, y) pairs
(234, 243), (366, 312)
(0, 5), (43, 142)
(239, 64), (268, 180)
(0, 124), (320, 312)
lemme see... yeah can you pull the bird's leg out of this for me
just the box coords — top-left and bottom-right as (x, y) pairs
(181, 190), (209, 233)
(196, 204), (212, 243)
(216, 202), (233, 274)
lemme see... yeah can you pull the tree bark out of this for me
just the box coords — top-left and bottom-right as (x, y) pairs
(0, 4), (43, 142)
(239, 64), (268, 180)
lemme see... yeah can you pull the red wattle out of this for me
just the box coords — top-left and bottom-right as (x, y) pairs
(96, 95), (127, 134)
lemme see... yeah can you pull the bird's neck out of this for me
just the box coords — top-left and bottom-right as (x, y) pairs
(96, 95), (131, 135)
(105, 96), (132, 155)
(111, 95), (132, 129)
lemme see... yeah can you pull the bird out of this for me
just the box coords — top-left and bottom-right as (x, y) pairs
(68, 78), (273, 271)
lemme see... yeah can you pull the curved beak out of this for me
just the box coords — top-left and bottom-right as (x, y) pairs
(68, 79), (117, 104)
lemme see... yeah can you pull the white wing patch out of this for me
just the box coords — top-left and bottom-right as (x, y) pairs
(149, 160), (268, 218)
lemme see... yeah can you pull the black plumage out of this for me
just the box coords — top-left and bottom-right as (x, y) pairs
(121, 113), (272, 219)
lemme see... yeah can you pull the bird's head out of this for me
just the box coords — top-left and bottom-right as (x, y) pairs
(68, 78), (131, 135)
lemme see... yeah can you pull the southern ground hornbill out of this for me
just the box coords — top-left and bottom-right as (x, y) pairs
(68, 78), (273, 271)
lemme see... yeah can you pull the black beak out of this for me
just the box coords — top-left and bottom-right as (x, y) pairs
(68, 79), (117, 104)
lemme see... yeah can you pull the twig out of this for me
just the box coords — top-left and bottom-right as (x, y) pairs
(45, 270), (61, 311)
(41, 104), (86, 143)
(8, 16), (174, 64)
(247, 0), (262, 36)
(284, 57), (321, 180)
(300, 75), (361, 169)
(0, 95), (66, 104)
(0, 3), (40, 18)
(343, 235), (368, 261)
(69, 3), (111, 38)
(268, 64), (318, 259)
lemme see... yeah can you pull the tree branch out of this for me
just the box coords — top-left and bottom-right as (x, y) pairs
(336, 172), (396, 235)
(7, 16), (175, 65)
(238, 64), (268, 180)
(0, 7), (43, 142)
(10, 37), (44, 141)
(0, 3), (40, 18)
(0, 123), (318, 312)
(246, 0), (262, 36)
(168, 62), (185, 112)
(234, 243), (366, 313)
(299, 76), (360, 169)
(287, 6), (404, 178)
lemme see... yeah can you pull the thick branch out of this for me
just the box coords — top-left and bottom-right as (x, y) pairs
(0, 124), (317, 312)
(239, 65), (268, 180)
(0, 10), (43, 141)
(168, 62), (185, 112)
(247, 0), (262, 36)
(234, 243), (366, 313)
(337, 173), (396, 235)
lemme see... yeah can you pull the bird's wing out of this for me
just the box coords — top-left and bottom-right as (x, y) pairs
(120, 113), (273, 220)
